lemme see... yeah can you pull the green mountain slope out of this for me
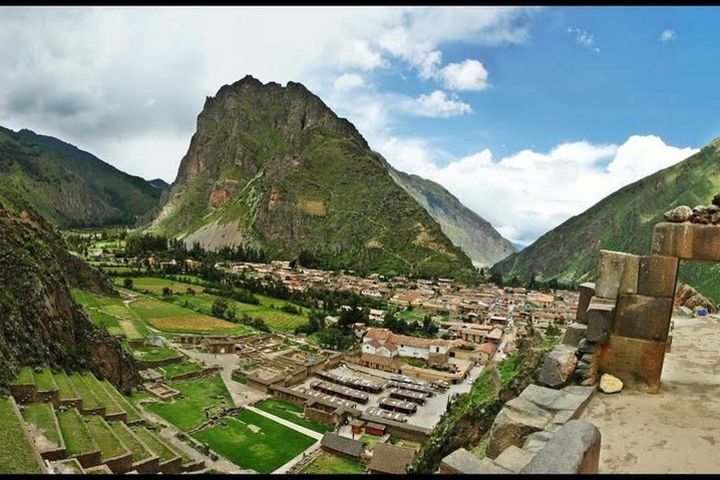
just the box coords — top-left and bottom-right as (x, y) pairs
(0, 181), (139, 390)
(0, 127), (162, 228)
(492, 137), (720, 300)
(386, 164), (515, 267)
(150, 75), (476, 278)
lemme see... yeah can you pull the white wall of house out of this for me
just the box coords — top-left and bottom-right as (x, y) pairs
(398, 345), (429, 359)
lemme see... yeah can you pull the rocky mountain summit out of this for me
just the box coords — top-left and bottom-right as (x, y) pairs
(150, 75), (487, 278)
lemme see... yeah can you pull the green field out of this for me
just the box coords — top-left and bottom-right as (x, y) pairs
(21, 402), (62, 448)
(108, 422), (153, 464)
(33, 367), (58, 392)
(116, 277), (309, 333)
(192, 409), (316, 473)
(145, 375), (232, 431)
(128, 297), (252, 335)
(67, 373), (103, 411)
(0, 398), (43, 473)
(99, 380), (143, 423)
(159, 362), (202, 379)
(11, 366), (35, 385)
(53, 371), (80, 401)
(132, 344), (182, 362)
(81, 373), (125, 416)
(85, 415), (129, 461)
(130, 426), (180, 463)
(299, 452), (366, 474)
(254, 398), (334, 434)
(57, 409), (98, 457)
(71, 289), (148, 339)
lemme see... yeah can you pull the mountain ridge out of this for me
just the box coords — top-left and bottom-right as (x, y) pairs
(150, 75), (479, 278)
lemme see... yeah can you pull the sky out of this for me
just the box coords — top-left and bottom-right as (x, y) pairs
(1, 6), (718, 246)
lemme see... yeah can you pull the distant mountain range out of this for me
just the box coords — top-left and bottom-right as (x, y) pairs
(149, 75), (515, 277)
(386, 163), (515, 267)
(0, 126), (162, 228)
(492, 137), (720, 300)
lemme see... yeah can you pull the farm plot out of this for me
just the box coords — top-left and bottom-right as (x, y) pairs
(21, 402), (63, 449)
(144, 375), (232, 431)
(56, 409), (99, 458)
(192, 409), (316, 473)
(118, 277), (309, 333)
(0, 398), (44, 473)
(254, 398), (334, 434)
(127, 298), (251, 335)
(299, 452), (366, 474)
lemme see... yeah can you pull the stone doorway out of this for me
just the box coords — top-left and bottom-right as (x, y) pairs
(576, 220), (720, 393)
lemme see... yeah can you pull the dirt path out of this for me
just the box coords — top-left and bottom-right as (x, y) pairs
(580, 314), (720, 473)
(245, 405), (323, 440)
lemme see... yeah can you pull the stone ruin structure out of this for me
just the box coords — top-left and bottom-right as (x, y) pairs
(560, 197), (720, 393)
(437, 198), (720, 474)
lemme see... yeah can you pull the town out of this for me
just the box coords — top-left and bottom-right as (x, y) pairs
(2, 236), (578, 475)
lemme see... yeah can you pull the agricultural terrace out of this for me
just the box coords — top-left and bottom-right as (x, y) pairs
(130, 426), (183, 464)
(85, 415), (129, 461)
(67, 373), (103, 410)
(158, 361), (202, 379)
(108, 422), (153, 464)
(33, 367), (58, 392)
(126, 297), (253, 336)
(300, 452), (366, 474)
(0, 398), (43, 473)
(21, 402), (62, 448)
(254, 398), (334, 434)
(144, 375), (233, 431)
(192, 409), (316, 473)
(56, 409), (98, 458)
(99, 380), (143, 423)
(115, 276), (309, 333)
(71, 289), (149, 339)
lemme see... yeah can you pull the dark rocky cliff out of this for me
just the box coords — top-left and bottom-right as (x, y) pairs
(0, 184), (139, 392)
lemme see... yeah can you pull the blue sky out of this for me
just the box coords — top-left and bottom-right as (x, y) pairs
(0, 6), (714, 245)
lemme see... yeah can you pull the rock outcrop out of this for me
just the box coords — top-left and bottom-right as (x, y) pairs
(150, 75), (477, 278)
(0, 184), (139, 392)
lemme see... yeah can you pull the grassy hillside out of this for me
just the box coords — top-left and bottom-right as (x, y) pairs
(387, 164), (515, 267)
(492, 137), (720, 300)
(151, 76), (476, 279)
(0, 126), (161, 228)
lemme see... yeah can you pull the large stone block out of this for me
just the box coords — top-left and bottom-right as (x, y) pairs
(521, 420), (601, 474)
(637, 255), (678, 298)
(690, 224), (720, 261)
(597, 335), (667, 393)
(595, 251), (639, 300)
(585, 297), (615, 344)
(562, 323), (587, 347)
(651, 222), (694, 258)
(486, 397), (554, 459)
(613, 294), (673, 342)
(538, 344), (578, 389)
(493, 445), (535, 472)
(575, 282), (596, 324)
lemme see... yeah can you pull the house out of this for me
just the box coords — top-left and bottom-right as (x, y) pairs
(485, 327), (504, 345)
(368, 443), (416, 474)
(369, 309), (385, 323)
(364, 422), (386, 437)
(361, 328), (451, 364)
(320, 433), (364, 460)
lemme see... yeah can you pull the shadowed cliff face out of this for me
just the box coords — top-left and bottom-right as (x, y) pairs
(0, 184), (139, 392)
(151, 75), (476, 279)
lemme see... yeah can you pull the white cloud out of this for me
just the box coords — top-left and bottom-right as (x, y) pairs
(333, 73), (365, 92)
(378, 135), (698, 246)
(660, 29), (676, 42)
(402, 90), (473, 118)
(0, 6), (535, 182)
(567, 27), (600, 53)
(338, 39), (387, 70)
(438, 59), (489, 91)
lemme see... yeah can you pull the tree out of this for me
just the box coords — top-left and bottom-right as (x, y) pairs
(162, 287), (173, 297)
(211, 297), (229, 318)
(546, 322), (561, 337)
(123, 278), (134, 289)
(186, 287), (196, 295)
